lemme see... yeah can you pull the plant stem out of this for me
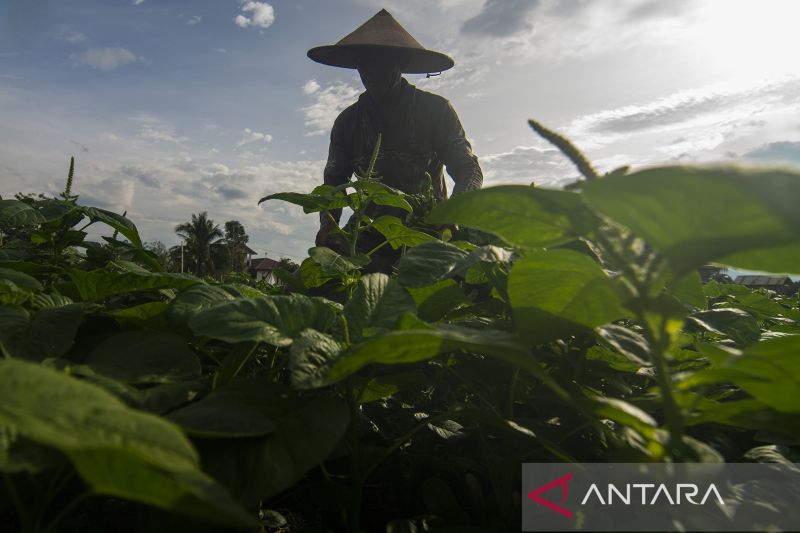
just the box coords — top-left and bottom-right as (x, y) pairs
(505, 368), (520, 419)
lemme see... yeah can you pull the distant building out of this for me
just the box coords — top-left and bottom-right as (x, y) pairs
(699, 265), (730, 283)
(734, 275), (796, 295)
(249, 257), (281, 284)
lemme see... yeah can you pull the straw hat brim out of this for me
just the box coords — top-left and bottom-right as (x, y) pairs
(307, 44), (454, 74)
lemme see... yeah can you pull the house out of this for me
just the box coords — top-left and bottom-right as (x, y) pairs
(734, 275), (796, 295)
(698, 265), (730, 283)
(249, 257), (282, 284)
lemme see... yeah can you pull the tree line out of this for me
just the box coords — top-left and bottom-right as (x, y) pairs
(145, 212), (297, 278)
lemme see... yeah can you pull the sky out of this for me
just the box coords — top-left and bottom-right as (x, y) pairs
(2, 0), (800, 262)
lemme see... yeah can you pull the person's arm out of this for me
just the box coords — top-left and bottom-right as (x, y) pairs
(435, 101), (483, 195)
(316, 114), (354, 246)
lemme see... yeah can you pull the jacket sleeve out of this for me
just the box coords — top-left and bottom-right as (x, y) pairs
(435, 101), (483, 195)
(321, 112), (354, 226)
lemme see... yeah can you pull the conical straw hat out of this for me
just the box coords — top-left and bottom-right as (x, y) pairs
(307, 9), (454, 74)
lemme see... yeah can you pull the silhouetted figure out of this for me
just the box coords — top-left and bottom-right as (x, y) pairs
(308, 9), (483, 268)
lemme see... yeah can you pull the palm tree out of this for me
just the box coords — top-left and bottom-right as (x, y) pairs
(175, 212), (223, 277)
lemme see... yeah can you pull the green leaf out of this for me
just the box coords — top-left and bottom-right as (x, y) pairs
(81, 206), (143, 247)
(330, 325), (525, 382)
(0, 358), (254, 527)
(189, 380), (350, 505)
(288, 329), (343, 389)
(298, 257), (336, 289)
(667, 271), (706, 309)
(0, 199), (46, 226)
(86, 331), (202, 384)
(688, 308), (761, 346)
(67, 269), (203, 301)
(167, 284), (241, 327)
(67, 448), (256, 527)
(109, 301), (169, 323)
(427, 185), (596, 248)
(308, 246), (370, 274)
(2, 304), (84, 361)
(344, 273), (416, 342)
(582, 166), (800, 275)
(371, 216), (436, 249)
(259, 185), (349, 213)
(189, 294), (339, 346)
(507, 249), (627, 345)
(0, 306), (31, 345)
(595, 325), (651, 366)
(167, 381), (278, 438)
(408, 279), (470, 322)
(0, 268), (42, 292)
(397, 241), (470, 288)
(730, 336), (800, 413)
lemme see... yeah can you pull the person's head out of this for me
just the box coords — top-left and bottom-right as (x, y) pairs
(356, 49), (409, 102)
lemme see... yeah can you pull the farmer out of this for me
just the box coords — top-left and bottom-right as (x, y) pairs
(308, 9), (483, 268)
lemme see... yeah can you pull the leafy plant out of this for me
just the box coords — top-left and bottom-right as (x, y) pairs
(1, 127), (799, 532)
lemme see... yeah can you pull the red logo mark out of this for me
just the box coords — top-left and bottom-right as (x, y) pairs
(527, 473), (574, 518)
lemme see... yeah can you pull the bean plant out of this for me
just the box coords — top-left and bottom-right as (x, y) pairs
(1, 122), (799, 532)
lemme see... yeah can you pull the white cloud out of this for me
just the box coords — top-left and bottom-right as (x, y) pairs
(186, 16), (202, 27)
(62, 30), (86, 44)
(69, 47), (141, 71)
(480, 145), (578, 188)
(235, 1), (275, 29)
(237, 128), (273, 146)
(301, 81), (360, 136)
(303, 79), (320, 95)
(132, 0), (145, 5)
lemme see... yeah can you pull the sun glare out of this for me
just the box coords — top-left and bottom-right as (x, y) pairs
(694, 0), (800, 79)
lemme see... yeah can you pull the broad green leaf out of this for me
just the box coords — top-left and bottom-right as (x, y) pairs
(0, 268), (42, 292)
(327, 321), (571, 399)
(508, 249), (627, 345)
(727, 291), (789, 320)
(109, 301), (169, 323)
(427, 185), (596, 248)
(685, 337), (800, 414)
(190, 380), (350, 505)
(344, 273), (416, 342)
(167, 382), (278, 438)
(688, 308), (761, 346)
(729, 336), (800, 413)
(81, 206), (143, 247)
(371, 215), (436, 249)
(582, 166), (800, 276)
(718, 243), (800, 275)
(67, 449), (256, 527)
(86, 331), (201, 384)
(31, 293), (73, 309)
(298, 257), (336, 289)
(2, 304), (84, 361)
(397, 241), (470, 288)
(667, 271), (706, 309)
(259, 185), (349, 213)
(189, 294), (339, 346)
(167, 284), (241, 327)
(578, 394), (656, 438)
(0, 427), (64, 474)
(0, 359), (255, 527)
(0, 199), (46, 226)
(408, 279), (470, 322)
(67, 269), (203, 301)
(595, 325), (651, 366)
(289, 329), (343, 389)
(308, 246), (370, 274)
(357, 181), (413, 212)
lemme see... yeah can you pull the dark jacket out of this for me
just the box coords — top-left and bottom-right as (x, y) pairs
(322, 77), (483, 225)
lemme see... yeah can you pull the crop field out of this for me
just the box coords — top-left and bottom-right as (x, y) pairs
(1, 123), (799, 532)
